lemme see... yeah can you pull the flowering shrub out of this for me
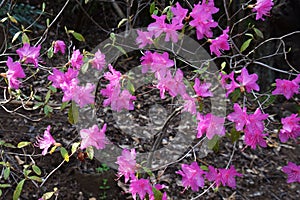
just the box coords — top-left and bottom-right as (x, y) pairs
(0, 0), (300, 199)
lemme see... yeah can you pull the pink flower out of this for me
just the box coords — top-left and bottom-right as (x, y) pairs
(182, 94), (197, 115)
(282, 162), (300, 183)
(244, 130), (267, 149)
(110, 88), (136, 112)
(72, 83), (95, 108)
(91, 49), (106, 71)
(116, 149), (137, 183)
(176, 161), (205, 191)
(103, 64), (122, 86)
(279, 114), (300, 143)
(6, 57), (25, 89)
(209, 27), (230, 57)
(236, 68), (260, 92)
(189, 0), (219, 40)
(140, 51), (174, 79)
(193, 78), (213, 97)
(206, 165), (242, 188)
(147, 15), (167, 38)
(16, 43), (41, 67)
(129, 178), (153, 200)
(219, 166), (242, 188)
(48, 68), (79, 90)
(80, 124), (108, 150)
(136, 30), (153, 48)
(164, 23), (182, 43)
(242, 108), (268, 149)
(227, 103), (249, 131)
(252, 0), (274, 21)
(53, 40), (66, 54)
(35, 125), (56, 155)
(197, 113), (225, 139)
(171, 2), (188, 25)
(219, 72), (239, 97)
(272, 77), (299, 99)
(156, 69), (186, 99)
(70, 49), (83, 69)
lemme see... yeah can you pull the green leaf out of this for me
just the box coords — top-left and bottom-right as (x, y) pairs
(117, 18), (128, 28)
(32, 165), (41, 176)
(0, 140), (5, 145)
(33, 102), (44, 110)
(44, 105), (53, 116)
(230, 88), (241, 103)
(126, 80), (135, 94)
(60, 101), (69, 111)
(22, 33), (30, 44)
(221, 62), (226, 70)
(142, 166), (153, 177)
(149, 2), (155, 14)
(68, 101), (79, 124)
(3, 143), (16, 148)
(207, 135), (219, 150)
(153, 10), (158, 15)
(240, 38), (252, 52)
(0, 189), (2, 196)
(13, 179), (25, 200)
(47, 46), (54, 58)
(162, 6), (171, 14)
(4, 167), (10, 180)
(0, 184), (11, 188)
(45, 90), (51, 103)
(7, 13), (18, 24)
(42, 191), (54, 200)
(17, 141), (31, 148)
(245, 33), (254, 38)
(167, 9), (173, 22)
(71, 142), (80, 154)
(48, 85), (57, 93)
(86, 146), (94, 160)
(200, 165), (208, 171)
(253, 27), (264, 39)
(68, 30), (85, 42)
(229, 127), (241, 143)
(85, 0), (89, 3)
(29, 176), (42, 182)
(115, 45), (127, 57)
(81, 62), (89, 74)
(153, 187), (163, 200)
(110, 33), (116, 43)
(60, 147), (69, 162)
(12, 31), (22, 43)
(42, 2), (46, 12)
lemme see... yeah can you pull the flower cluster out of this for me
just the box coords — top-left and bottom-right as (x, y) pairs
(176, 162), (242, 191)
(279, 114), (300, 143)
(189, 0), (219, 40)
(220, 67), (259, 97)
(282, 162), (300, 183)
(227, 103), (269, 149)
(100, 64), (136, 112)
(48, 67), (95, 108)
(252, 0), (274, 21)
(5, 57), (26, 89)
(197, 113), (225, 139)
(116, 149), (168, 199)
(16, 43), (41, 67)
(35, 125), (57, 155)
(79, 124), (109, 150)
(272, 74), (300, 99)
